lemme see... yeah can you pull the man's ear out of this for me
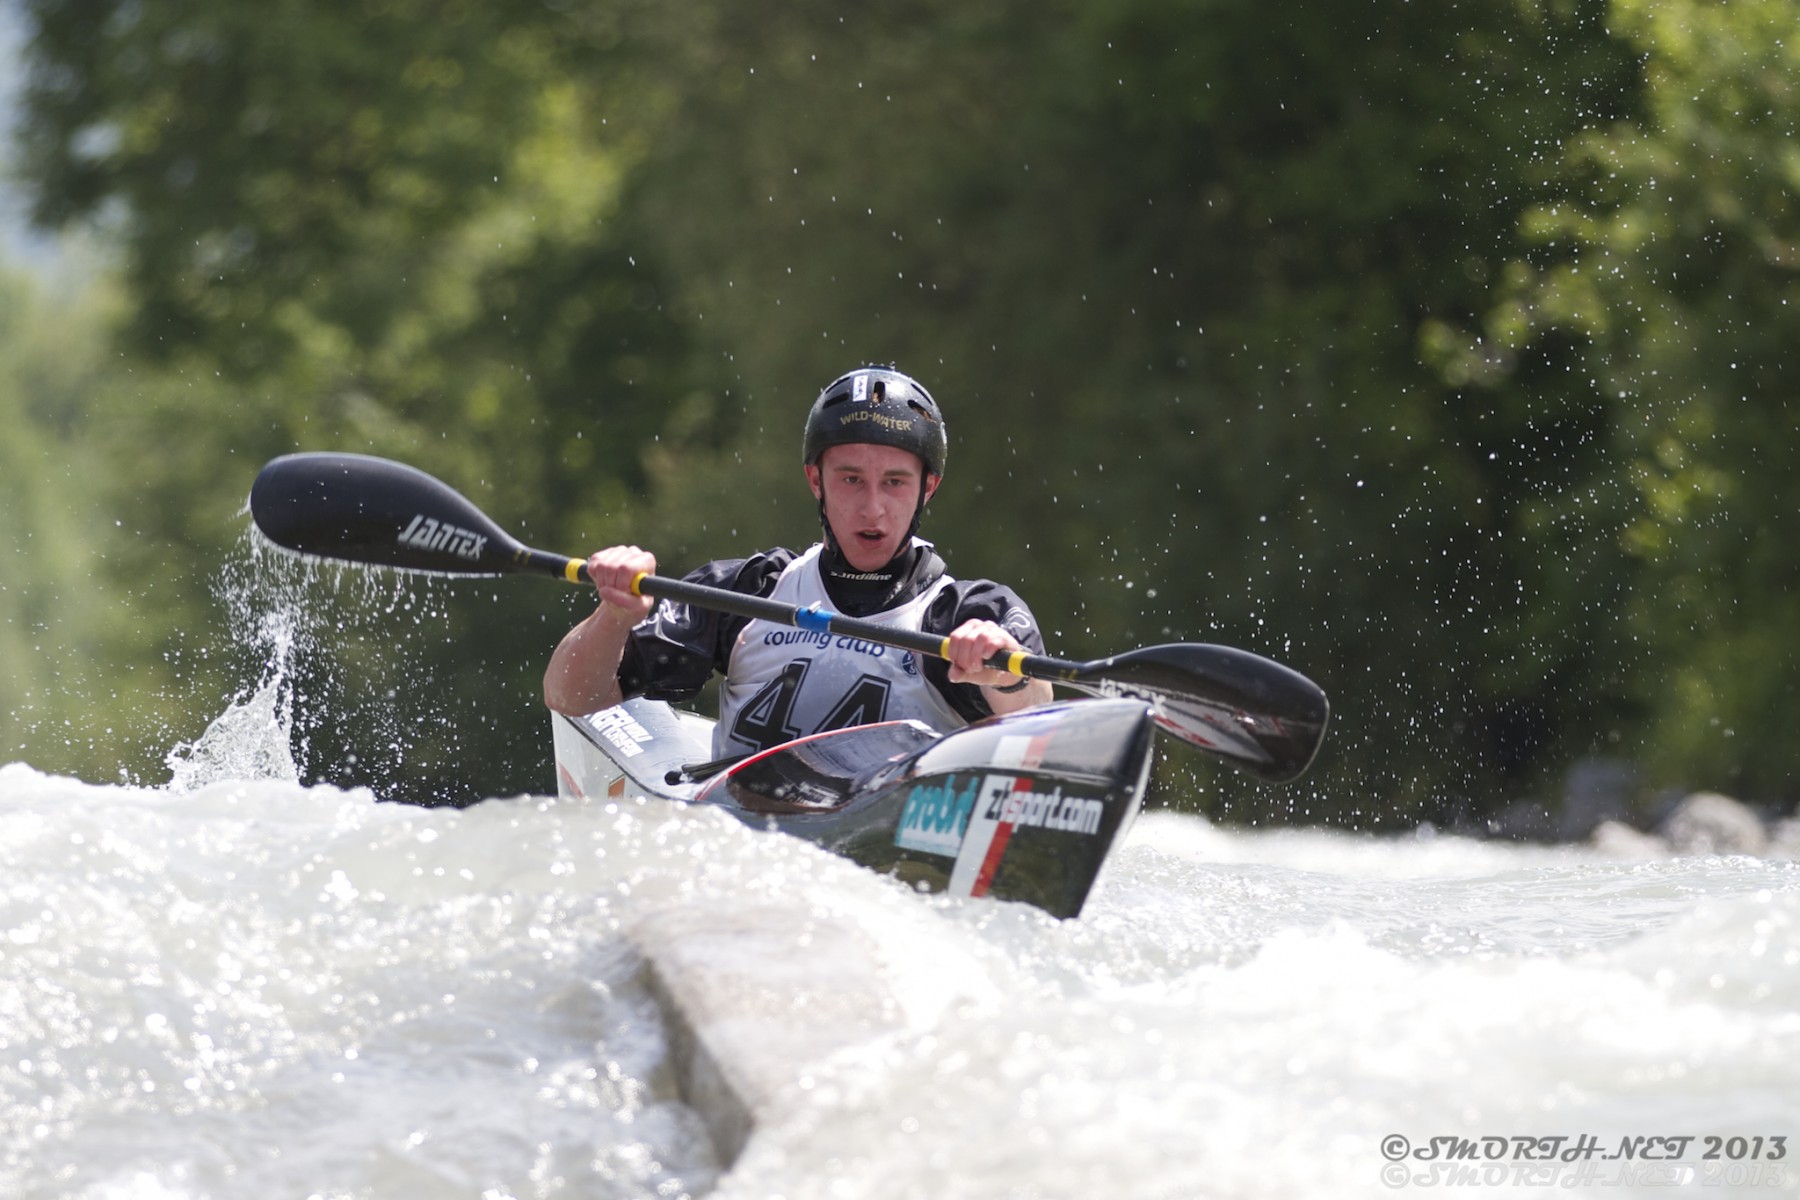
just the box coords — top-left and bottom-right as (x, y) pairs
(922, 473), (941, 504)
(804, 463), (823, 501)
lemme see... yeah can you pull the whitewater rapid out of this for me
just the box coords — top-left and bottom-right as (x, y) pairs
(8, 520), (1800, 1200)
(4, 691), (1798, 1200)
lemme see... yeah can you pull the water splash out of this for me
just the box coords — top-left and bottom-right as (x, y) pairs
(172, 522), (464, 800)
(164, 541), (306, 791)
(163, 671), (298, 792)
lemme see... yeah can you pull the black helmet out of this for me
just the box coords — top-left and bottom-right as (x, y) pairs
(802, 366), (947, 477)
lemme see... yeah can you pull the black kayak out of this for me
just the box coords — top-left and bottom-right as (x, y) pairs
(552, 697), (1158, 919)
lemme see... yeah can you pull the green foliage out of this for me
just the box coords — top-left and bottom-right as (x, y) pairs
(0, 263), (203, 781)
(1483, 0), (1800, 800)
(12, 0), (726, 802)
(7, 0), (1797, 819)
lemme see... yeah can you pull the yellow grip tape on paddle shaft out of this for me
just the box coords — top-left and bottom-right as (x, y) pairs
(940, 638), (1028, 678)
(565, 558), (584, 583)
(629, 571), (649, 596)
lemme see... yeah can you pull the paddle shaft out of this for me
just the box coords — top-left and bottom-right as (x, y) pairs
(531, 549), (1051, 678)
(630, 570), (1060, 680)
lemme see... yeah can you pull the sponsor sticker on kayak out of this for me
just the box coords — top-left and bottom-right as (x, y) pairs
(589, 707), (654, 759)
(895, 775), (981, 856)
(982, 779), (1104, 835)
(896, 769), (1108, 860)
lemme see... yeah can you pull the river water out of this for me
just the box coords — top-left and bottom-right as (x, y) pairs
(5, 701), (1798, 1199)
(4, 560), (1799, 1198)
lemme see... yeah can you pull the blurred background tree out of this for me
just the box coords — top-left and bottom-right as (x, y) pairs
(4, 0), (1795, 822)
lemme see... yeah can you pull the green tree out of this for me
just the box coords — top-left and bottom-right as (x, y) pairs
(15, 0), (725, 801)
(0, 262), (203, 781)
(1475, 0), (1800, 801)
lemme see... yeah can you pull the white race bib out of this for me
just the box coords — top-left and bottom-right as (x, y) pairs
(716, 543), (964, 755)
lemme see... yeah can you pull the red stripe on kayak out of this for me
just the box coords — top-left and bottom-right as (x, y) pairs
(970, 809), (1016, 897)
(950, 734), (1051, 899)
(969, 733), (1053, 897)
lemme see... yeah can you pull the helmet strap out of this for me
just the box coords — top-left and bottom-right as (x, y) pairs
(905, 478), (933, 542)
(816, 491), (843, 556)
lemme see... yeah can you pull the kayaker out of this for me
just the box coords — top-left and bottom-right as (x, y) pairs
(543, 365), (1053, 753)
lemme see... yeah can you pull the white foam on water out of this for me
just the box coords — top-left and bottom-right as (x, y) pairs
(5, 764), (1799, 1199)
(0, 766), (729, 1199)
(690, 814), (1800, 1200)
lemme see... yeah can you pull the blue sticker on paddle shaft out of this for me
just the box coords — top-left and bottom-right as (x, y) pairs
(895, 775), (981, 857)
(794, 603), (835, 633)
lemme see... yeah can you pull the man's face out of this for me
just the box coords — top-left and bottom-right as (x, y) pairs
(806, 443), (940, 573)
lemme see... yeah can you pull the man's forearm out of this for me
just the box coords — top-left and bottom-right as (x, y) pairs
(543, 606), (638, 715)
(982, 677), (1053, 716)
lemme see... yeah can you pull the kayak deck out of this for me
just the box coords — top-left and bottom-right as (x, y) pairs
(552, 697), (1157, 918)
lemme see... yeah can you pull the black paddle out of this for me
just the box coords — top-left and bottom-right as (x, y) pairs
(250, 451), (1329, 782)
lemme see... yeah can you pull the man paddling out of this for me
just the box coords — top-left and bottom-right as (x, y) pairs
(544, 366), (1052, 754)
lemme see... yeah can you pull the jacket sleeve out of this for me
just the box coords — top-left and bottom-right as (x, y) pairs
(920, 579), (1048, 722)
(616, 550), (795, 703)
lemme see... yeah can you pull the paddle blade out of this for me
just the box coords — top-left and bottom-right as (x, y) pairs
(1067, 644), (1329, 783)
(251, 452), (528, 576)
